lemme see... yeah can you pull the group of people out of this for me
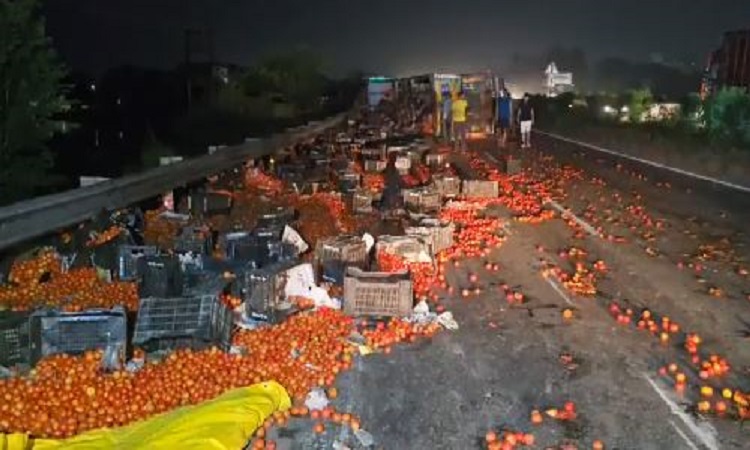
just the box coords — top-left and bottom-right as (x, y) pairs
(440, 89), (535, 150)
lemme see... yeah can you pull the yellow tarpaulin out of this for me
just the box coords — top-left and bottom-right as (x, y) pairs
(2, 380), (290, 450)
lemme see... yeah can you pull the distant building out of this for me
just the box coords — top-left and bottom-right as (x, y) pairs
(543, 62), (574, 97)
(702, 29), (750, 97)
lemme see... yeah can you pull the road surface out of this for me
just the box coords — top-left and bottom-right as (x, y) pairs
(269, 135), (749, 449)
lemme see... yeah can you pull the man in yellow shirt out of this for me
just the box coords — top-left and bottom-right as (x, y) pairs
(451, 91), (469, 151)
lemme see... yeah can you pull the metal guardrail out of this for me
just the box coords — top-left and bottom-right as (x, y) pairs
(0, 113), (349, 251)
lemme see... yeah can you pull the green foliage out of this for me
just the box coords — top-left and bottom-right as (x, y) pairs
(242, 49), (326, 112)
(627, 88), (653, 123)
(140, 129), (176, 168)
(703, 87), (750, 147)
(0, 0), (70, 203)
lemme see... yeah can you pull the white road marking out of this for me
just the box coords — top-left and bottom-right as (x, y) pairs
(543, 276), (576, 306)
(536, 130), (750, 194)
(545, 199), (601, 237)
(670, 420), (702, 450)
(641, 374), (720, 450)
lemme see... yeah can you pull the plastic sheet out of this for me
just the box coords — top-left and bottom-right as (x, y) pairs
(3, 381), (290, 450)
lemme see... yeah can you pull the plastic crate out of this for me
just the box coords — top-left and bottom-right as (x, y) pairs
(405, 219), (455, 255)
(343, 267), (413, 317)
(315, 235), (368, 266)
(338, 173), (361, 191)
(432, 175), (461, 198)
(349, 191), (373, 214)
(375, 235), (431, 262)
(117, 245), (158, 281)
(395, 157), (411, 175)
(225, 231), (296, 268)
(175, 225), (214, 255)
(138, 255), (184, 298)
(243, 259), (302, 322)
(277, 163), (306, 180)
(361, 147), (386, 160)
(133, 295), (233, 351)
(256, 207), (296, 229)
(187, 190), (233, 216)
(0, 311), (31, 367)
(462, 180), (499, 198)
(403, 188), (441, 213)
(364, 160), (387, 172)
(29, 307), (127, 367)
(314, 235), (369, 284)
(425, 153), (448, 168)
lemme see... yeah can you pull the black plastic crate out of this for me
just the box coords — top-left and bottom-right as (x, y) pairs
(224, 231), (254, 260)
(138, 255), (184, 298)
(276, 163), (306, 180)
(133, 295), (233, 351)
(256, 207), (296, 229)
(243, 259), (302, 323)
(228, 234), (297, 270)
(29, 307), (127, 367)
(175, 225), (214, 255)
(187, 190), (233, 216)
(117, 245), (158, 281)
(0, 311), (31, 367)
(337, 173), (361, 192)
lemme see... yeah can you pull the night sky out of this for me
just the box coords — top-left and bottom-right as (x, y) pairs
(44, 0), (750, 76)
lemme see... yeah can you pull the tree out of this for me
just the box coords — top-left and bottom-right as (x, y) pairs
(704, 87), (750, 147)
(627, 88), (653, 123)
(242, 49), (327, 113)
(0, 0), (70, 204)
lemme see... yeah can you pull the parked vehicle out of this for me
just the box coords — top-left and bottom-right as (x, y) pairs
(460, 72), (500, 136)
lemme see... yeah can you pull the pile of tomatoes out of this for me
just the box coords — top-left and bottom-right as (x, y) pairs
(440, 205), (506, 260)
(85, 226), (124, 248)
(362, 173), (385, 194)
(245, 169), (284, 194)
(0, 252), (139, 311)
(0, 309), (355, 439)
(143, 209), (185, 250)
(358, 318), (441, 352)
(291, 193), (353, 249)
(376, 251), (437, 300)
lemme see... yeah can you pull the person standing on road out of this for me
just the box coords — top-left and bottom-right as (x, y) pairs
(451, 91), (469, 151)
(380, 153), (403, 215)
(441, 91), (452, 142)
(496, 89), (512, 148)
(517, 93), (534, 148)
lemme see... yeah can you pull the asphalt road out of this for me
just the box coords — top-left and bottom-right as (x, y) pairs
(269, 134), (749, 450)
